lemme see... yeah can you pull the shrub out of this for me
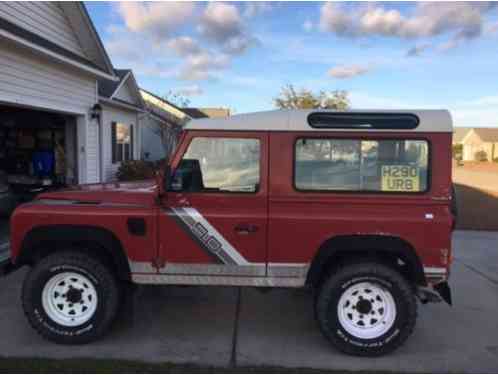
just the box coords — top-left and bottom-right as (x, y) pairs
(493, 157), (498, 163)
(452, 144), (463, 161)
(116, 160), (156, 181)
(474, 150), (488, 162)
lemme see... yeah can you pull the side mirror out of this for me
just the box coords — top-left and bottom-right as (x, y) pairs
(163, 165), (172, 192)
(156, 165), (171, 197)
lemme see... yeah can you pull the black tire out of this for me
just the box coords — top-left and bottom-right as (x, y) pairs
(22, 251), (120, 344)
(315, 262), (417, 356)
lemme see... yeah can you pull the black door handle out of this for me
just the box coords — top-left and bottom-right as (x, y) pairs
(234, 224), (259, 234)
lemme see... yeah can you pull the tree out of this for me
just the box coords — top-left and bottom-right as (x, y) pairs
(163, 90), (191, 108)
(143, 91), (190, 163)
(273, 84), (350, 110)
(151, 119), (184, 163)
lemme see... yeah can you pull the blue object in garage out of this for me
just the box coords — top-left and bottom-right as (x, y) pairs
(32, 151), (54, 177)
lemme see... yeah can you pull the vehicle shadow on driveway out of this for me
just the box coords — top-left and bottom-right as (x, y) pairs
(455, 183), (498, 231)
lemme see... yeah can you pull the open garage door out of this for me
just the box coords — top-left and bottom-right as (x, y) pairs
(0, 105), (78, 215)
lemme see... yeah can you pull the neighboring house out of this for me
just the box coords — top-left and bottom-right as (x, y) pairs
(140, 89), (190, 161)
(98, 69), (145, 181)
(452, 127), (471, 145)
(182, 107), (231, 119)
(0, 2), (117, 185)
(459, 128), (498, 161)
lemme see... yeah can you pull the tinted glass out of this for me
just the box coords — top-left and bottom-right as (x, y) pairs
(308, 113), (419, 129)
(295, 139), (429, 192)
(172, 137), (260, 193)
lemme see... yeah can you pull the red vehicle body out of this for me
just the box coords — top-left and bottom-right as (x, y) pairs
(5, 110), (455, 356)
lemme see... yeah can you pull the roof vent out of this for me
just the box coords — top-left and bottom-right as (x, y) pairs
(307, 112), (420, 130)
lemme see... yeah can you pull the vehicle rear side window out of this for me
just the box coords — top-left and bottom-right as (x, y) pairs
(172, 137), (260, 193)
(294, 139), (429, 193)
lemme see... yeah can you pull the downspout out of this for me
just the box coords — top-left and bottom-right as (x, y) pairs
(138, 112), (149, 161)
(98, 109), (103, 182)
(96, 82), (104, 183)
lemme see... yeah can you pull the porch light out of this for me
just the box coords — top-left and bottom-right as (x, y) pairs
(90, 103), (102, 121)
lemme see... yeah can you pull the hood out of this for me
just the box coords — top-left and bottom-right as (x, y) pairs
(36, 179), (158, 207)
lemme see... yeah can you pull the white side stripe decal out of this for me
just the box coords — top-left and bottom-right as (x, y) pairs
(170, 207), (250, 265)
(165, 207), (309, 278)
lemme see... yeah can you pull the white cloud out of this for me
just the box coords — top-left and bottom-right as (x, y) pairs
(320, 3), (354, 35)
(167, 36), (201, 57)
(104, 26), (178, 78)
(328, 64), (371, 79)
(175, 85), (204, 97)
(104, 27), (220, 82)
(165, 35), (234, 81)
(198, 2), (257, 56)
(223, 34), (257, 55)
(105, 33), (143, 62)
(116, 2), (196, 40)
(112, 2), (258, 82)
(198, 2), (243, 43)
(179, 51), (230, 81)
(319, 2), (497, 47)
(303, 20), (314, 32)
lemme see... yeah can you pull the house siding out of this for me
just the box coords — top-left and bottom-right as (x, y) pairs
(461, 129), (498, 161)
(101, 104), (140, 181)
(0, 2), (87, 58)
(113, 81), (136, 104)
(0, 43), (96, 114)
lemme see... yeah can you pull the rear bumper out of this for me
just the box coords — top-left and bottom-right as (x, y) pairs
(419, 266), (452, 305)
(417, 281), (452, 305)
(424, 266), (449, 282)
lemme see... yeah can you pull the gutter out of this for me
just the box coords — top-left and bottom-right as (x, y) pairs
(99, 97), (145, 113)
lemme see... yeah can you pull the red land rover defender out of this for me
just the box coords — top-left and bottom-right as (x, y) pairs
(2, 110), (455, 356)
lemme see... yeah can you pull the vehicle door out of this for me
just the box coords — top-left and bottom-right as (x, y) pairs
(157, 131), (268, 277)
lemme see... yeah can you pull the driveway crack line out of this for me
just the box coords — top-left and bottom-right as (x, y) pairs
(455, 259), (498, 287)
(229, 287), (242, 368)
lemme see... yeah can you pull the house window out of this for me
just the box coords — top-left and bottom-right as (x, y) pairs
(112, 122), (134, 163)
(294, 138), (429, 193)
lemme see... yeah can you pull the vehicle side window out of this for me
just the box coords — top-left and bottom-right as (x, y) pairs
(295, 138), (429, 193)
(171, 137), (260, 193)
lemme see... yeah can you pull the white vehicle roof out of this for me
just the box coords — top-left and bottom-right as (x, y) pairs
(185, 109), (453, 133)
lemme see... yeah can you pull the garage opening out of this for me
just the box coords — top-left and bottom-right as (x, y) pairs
(0, 105), (78, 215)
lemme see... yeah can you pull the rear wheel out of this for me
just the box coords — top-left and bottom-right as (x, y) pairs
(22, 251), (120, 344)
(315, 262), (417, 356)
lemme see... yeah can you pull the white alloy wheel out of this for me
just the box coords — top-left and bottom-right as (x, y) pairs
(337, 281), (396, 340)
(41, 272), (98, 327)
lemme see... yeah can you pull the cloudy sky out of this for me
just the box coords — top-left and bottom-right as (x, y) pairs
(86, 1), (498, 127)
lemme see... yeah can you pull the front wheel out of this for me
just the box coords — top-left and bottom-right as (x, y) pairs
(315, 262), (417, 356)
(22, 251), (120, 344)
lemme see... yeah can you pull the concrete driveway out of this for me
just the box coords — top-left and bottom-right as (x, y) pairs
(0, 230), (497, 372)
(453, 166), (498, 193)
